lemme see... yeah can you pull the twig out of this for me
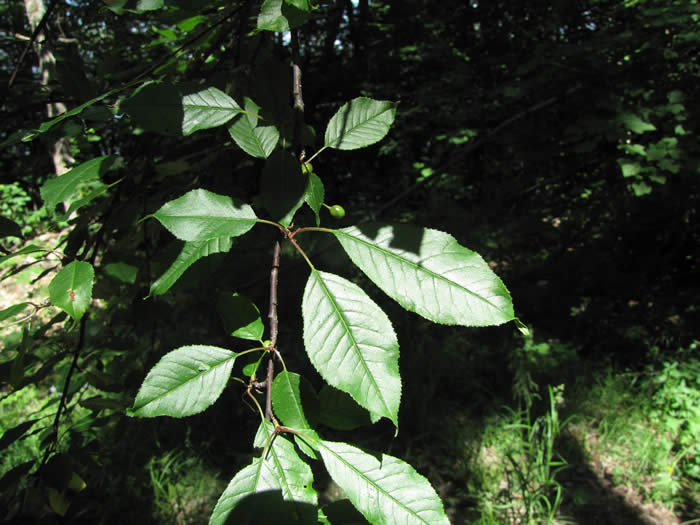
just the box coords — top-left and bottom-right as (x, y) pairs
(264, 240), (281, 421)
(268, 240), (281, 348)
(264, 358), (275, 421)
(291, 30), (305, 160)
(38, 315), (86, 475)
(8, 0), (58, 88)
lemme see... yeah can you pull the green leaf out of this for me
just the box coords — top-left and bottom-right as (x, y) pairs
(48, 261), (94, 322)
(0, 244), (46, 265)
(618, 159), (641, 178)
(318, 440), (450, 525)
(210, 424), (316, 525)
(257, 0), (309, 32)
(618, 113), (656, 134)
(333, 224), (514, 327)
(318, 385), (372, 431)
(149, 237), (233, 296)
(0, 461), (34, 492)
(271, 371), (317, 430)
(216, 292), (264, 341)
(0, 216), (22, 239)
(182, 87), (243, 136)
(285, 0), (310, 10)
(40, 156), (113, 212)
(0, 91), (116, 148)
(121, 83), (242, 136)
(0, 303), (31, 324)
(304, 172), (324, 226)
(152, 189), (257, 242)
(261, 150), (307, 227)
(60, 181), (111, 220)
(104, 262), (139, 284)
(302, 270), (400, 428)
(325, 98), (397, 150)
(0, 419), (38, 451)
(128, 345), (236, 418)
(103, 0), (163, 14)
(228, 115), (279, 159)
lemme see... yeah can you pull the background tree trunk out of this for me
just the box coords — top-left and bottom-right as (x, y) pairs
(23, 0), (74, 176)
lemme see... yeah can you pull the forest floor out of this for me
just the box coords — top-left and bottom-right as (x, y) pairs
(2, 232), (698, 525)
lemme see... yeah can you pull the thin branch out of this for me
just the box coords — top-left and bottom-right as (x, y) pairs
(268, 240), (281, 347)
(291, 30), (305, 160)
(264, 358), (275, 421)
(38, 315), (87, 474)
(264, 240), (281, 422)
(8, 0), (59, 88)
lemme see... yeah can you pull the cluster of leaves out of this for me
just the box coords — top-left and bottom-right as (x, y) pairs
(644, 343), (700, 483)
(119, 82), (517, 523)
(0, 1), (524, 523)
(3, 0), (698, 522)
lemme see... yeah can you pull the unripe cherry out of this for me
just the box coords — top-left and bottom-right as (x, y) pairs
(329, 205), (345, 219)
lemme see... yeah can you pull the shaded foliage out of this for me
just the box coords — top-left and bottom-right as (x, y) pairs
(1, 0), (698, 523)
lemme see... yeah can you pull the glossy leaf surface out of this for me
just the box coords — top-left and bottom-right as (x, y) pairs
(325, 98), (397, 150)
(48, 261), (94, 322)
(152, 189), (256, 242)
(319, 440), (450, 525)
(128, 345), (236, 418)
(149, 237), (233, 297)
(334, 224), (514, 326)
(302, 270), (400, 427)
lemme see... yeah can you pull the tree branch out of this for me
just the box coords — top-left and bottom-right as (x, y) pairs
(8, 0), (58, 88)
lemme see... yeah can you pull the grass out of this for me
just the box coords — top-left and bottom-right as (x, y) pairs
(146, 449), (225, 524)
(422, 336), (699, 524)
(563, 346), (700, 518)
(1, 312), (697, 524)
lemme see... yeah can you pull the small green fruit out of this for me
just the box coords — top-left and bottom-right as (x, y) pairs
(303, 162), (314, 173)
(329, 205), (345, 219)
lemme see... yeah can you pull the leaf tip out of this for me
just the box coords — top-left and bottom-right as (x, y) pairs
(514, 318), (530, 337)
